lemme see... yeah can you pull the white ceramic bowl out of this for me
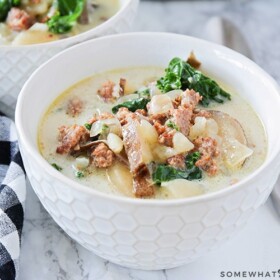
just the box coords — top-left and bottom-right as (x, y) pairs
(16, 33), (280, 270)
(0, 0), (138, 111)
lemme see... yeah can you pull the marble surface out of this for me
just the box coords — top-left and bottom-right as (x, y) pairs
(19, 1), (280, 279)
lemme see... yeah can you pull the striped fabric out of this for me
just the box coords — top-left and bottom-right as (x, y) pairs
(0, 115), (26, 280)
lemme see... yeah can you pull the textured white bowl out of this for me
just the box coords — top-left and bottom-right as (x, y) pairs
(0, 0), (138, 111)
(16, 33), (280, 270)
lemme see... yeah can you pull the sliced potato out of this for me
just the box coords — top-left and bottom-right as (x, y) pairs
(161, 179), (204, 198)
(139, 119), (158, 144)
(173, 132), (194, 153)
(210, 110), (247, 145)
(153, 145), (177, 162)
(107, 133), (123, 154)
(189, 116), (207, 140)
(222, 138), (253, 169)
(107, 163), (134, 197)
(136, 122), (153, 164)
(148, 94), (173, 115)
(12, 24), (58, 45)
(166, 89), (183, 100)
(90, 118), (121, 137)
(210, 110), (253, 168)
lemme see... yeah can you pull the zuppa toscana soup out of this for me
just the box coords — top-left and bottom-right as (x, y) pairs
(38, 55), (267, 199)
(0, 0), (119, 45)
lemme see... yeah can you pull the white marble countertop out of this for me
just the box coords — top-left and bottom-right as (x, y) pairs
(19, 1), (280, 279)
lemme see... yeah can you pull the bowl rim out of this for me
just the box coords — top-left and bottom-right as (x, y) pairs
(0, 0), (137, 50)
(16, 32), (280, 206)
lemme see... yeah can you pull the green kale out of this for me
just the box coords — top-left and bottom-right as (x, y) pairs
(166, 120), (179, 131)
(51, 163), (63, 171)
(47, 0), (84, 34)
(112, 97), (150, 114)
(11, 0), (20, 6)
(152, 152), (202, 185)
(75, 171), (85, 178)
(157, 57), (231, 106)
(135, 87), (150, 98)
(0, 0), (21, 22)
(84, 122), (92, 130)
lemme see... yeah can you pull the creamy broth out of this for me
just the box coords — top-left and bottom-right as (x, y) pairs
(38, 67), (267, 199)
(0, 0), (119, 45)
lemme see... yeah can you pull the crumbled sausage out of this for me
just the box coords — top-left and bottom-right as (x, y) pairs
(172, 96), (182, 109)
(91, 143), (114, 168)
(153, 121), (175, 147)
(194, 136), (219, 176)
(192, 109), (212, 122)
(87, 112), (115, 125)
(135, 109), (147, 116)
(149, 112), (169, 125)
(167, 154), (186, 169)
(158, 130), (176, 147)
(116, 107), (138, 126)
(153, 121), (166, 135)
(97, 80), (115, 102)
(6, 8), (33, 31)
(181, 89), (202, 108)
(56, 125), (89, 154)
(66, 97), (83, 117)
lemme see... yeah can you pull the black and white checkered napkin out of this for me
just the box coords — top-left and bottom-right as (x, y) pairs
(0, 114), (26, 280)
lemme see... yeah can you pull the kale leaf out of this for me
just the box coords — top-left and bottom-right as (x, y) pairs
(135, 87), (150, 98)
(51, 163), (63, 171)
(152, 152), (202, 185)
(157, 57), (231, 106)
(112, 97), (150, 114)
(47, 0), (84, 34)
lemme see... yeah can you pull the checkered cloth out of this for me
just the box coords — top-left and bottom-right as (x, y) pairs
(0, 114), (26, 280)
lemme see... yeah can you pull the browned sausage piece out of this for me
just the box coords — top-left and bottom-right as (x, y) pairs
(6, 8), (33, 31)
(91, 143), (114, 168)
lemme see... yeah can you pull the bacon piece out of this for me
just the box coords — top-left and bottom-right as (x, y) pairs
(6, 8), (33, 31)
(133, 174), (154, 198)
(167, 154), (186, 169)
(91, 143), (114, 168)
(194, 136), (219, 176)
(97, 80), (115, 102)
(122, 117), (155, 197)
(56, 125), (89, 154)
(173, 107), (192, 137)
(66, 97), (83, 117)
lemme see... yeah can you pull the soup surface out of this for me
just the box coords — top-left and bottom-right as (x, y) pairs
(39, 60), (267, 199)
(0, 0), (119, 45)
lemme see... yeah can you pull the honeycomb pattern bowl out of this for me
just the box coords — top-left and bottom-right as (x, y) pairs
(16, 33), (280, 270)
(0, 0), (139, 111)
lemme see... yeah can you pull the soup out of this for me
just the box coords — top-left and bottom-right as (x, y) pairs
(0, 0), (119, 45)
(38, 57), (267, 199)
